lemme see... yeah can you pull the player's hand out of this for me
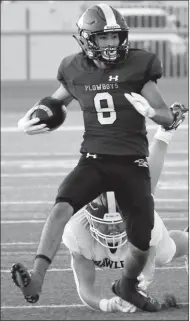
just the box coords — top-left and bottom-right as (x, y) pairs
(124, 92), (156, 118)
(17, 106), (50, 135)
(107, 296), (137, 313)
(164, 102), (188, 130)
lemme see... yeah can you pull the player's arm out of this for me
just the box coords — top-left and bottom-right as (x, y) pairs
(17, 56), (75, 135)
(17, 84), (72, 135)
(70, 252), (136, 313)
(125, 91), (187, 193)
(51, 84), (73, 104)
(148, 127), (173, 194)
(125, 91), (187, 131)
(125, 90), (172, 193)
(140, 54), (173, 128)
(125, 53), (185, 128)
(140, 80), (174, 127)
(70, 252), (100, 310)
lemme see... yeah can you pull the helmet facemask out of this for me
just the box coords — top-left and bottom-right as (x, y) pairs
(85, 192), (127, 249)
(86, 211), (127, 249)
(75, 29), (129, 65)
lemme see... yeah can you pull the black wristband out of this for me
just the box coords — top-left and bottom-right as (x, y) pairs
(35, 254), (52, 265)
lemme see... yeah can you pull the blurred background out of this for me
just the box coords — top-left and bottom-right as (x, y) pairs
(1, 0), (188, 113)
(1, 0), (188, 80)
(1, 3), (189, 320)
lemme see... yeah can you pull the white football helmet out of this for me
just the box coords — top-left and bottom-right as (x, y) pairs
(85, 192), (127, 249)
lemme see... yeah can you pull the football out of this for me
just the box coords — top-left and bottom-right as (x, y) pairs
(30, 97), (67, 131)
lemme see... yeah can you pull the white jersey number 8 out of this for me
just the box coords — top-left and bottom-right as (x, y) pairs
(94, 92), (116, 125)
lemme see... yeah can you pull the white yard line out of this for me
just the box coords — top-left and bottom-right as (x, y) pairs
(1, 217), (188, 224)
(2, 151), (188, 156)
(1, 221), (45, 224)
(1, 171), (187, 177)
(2, 152), (82, 157)
(1, 241), (39, 245)
(158, 185), (187, 190)
(0, 266), (186, 273)
(1, 124), (188, 132)
(2, 172), (69, 177)
(2, 184), (188, 190)
(1, 199), (188, 205)
(1, 302), (188, 309)
(1, 160), (188, 168)
(1, 126), (84, 132)
(1, 201), (54, 204)
(1, 303), (86, 309)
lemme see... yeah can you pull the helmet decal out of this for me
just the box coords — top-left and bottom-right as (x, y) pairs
(97, 4), (120, 30)
(106, 191), (116, 213)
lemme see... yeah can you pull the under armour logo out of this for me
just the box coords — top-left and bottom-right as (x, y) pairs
(109, 75), (119, 82)
(134, 159), (149, 168)
(86, 153), (97, 159)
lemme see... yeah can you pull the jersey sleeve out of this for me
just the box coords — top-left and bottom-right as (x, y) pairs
(57, 59), (69, 89)
(145, 54), (162, 83)
(57, 58), (76, 99)
(62, 223), (81, 254)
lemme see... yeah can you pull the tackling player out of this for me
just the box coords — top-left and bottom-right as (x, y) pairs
(60, 105), (188, 313)
(11, 3), (188, 312)
(62, 194), (188, 313)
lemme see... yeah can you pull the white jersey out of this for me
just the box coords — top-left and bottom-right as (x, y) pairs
(62, 206), (175, 269)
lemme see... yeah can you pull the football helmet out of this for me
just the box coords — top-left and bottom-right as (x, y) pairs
(85, 192), (127, 249)
(74, 3), (129, 64)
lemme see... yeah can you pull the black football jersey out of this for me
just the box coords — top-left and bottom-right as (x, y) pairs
(57, 49), (162, 156)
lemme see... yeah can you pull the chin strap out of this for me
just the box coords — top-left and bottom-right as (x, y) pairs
(73, 34), (85, 53)
(73, 34), (81, 45)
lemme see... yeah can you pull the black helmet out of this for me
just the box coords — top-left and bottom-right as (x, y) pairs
(74, 3), (129, 64)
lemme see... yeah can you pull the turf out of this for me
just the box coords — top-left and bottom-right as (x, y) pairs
(1, 78), (189, 320)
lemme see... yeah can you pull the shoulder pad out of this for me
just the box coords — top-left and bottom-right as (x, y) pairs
(129, 48), (162, 83)
(128, 48), (156, 62)
(57, 52), (84, 77)
(62, 209), (93, 259)
(57, 52), (85, 97)
(62, 223), (80, 254)
(59, 52), (81, 69)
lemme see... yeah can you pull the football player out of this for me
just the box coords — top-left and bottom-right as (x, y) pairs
(60, 111), (188, 313)
(11, 3), (188, 312)
(62, 196), (188, 313)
